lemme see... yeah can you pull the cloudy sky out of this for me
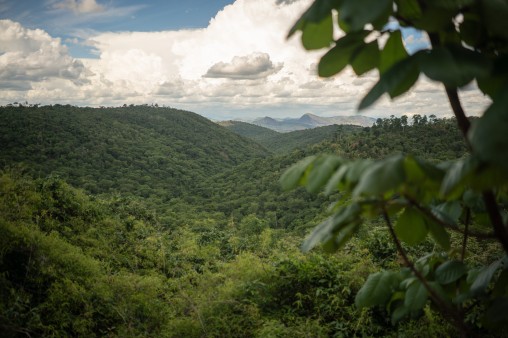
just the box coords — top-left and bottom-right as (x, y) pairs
(0, 0), (490, 120)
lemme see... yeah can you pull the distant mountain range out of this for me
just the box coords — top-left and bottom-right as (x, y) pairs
(250, 113), (376, 132)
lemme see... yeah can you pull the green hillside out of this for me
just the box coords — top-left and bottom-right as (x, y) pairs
(0, 105), (268, 199)
(257, 124), (360, 153)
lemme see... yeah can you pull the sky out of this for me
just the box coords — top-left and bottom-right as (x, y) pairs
(0, 0), (491, 120)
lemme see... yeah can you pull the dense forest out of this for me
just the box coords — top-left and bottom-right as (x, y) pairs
(0, 105), (504, 337)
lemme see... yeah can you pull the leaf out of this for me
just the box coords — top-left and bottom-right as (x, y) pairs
(359, 55), (420, 109)
(435, 260), (467, 284)
(322, 221), (360, 252)
(440, 156), (478, 197)
(395, 0), (422, 21)
(279, 156), (315, 191)
(404, 279), (428, 311)
(380, 31), (408, 74)
(395, 207), (428, 246)
(301, 14), (334, 50)
(306, 155), (342, 193)
(302, 203), (361, 252)
(426, 218), (451, 250)
(419, 46), (491, 88)
(318, 31), (370, 77)
(339, 0), (392, 32)
(324, 164), (349, 195)
(288, 0), (342, 38)
(471, 259), (503, 294)
(355, 271), (400, 308)
(353, 155), (405, 197)
(469, 85), (508, 170)
(481, 0), (508, 40)
(391, 304), (410, 324)
(351, 41), (380, 76)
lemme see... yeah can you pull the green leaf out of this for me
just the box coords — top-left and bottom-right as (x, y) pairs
(288, 0), (342, 38)
(324, 164), (349, 195)
(435, 260), (467, 284)
(426, 218), (451, 250)
(391, 304), (410, 324)
(279, 156), (315, 191)
(419, 46), (491, 88)
(469, 85), (508, 170)
(306, 155), (342, 193)
(359, 55), (420, 109)
(302, 203), (361, 252)
(322, 221), (360, 252)
(301, 14), (334, 50)
(339, 0), (392, 32)
(395, 0), (422, 21)
(318, 31), (370, 77)
(481, 0), (508, 40)
(404, 279), (428, 311)
(440, 156), (478, 197)
(353, 155), (405, 197)
(351, 41), (380, 76)
(426, 0), (475, 9)
(395, 207), (428, 246)
(356, 271), (400, 308)
(380, 31), (408, 74)
(471, 259), (503, 294)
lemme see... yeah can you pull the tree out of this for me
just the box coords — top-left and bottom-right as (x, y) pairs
(281, 0), (508, 336)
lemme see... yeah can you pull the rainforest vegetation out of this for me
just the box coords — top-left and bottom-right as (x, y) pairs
(0, 104), (503, 337)
(2, 0), (508, 336)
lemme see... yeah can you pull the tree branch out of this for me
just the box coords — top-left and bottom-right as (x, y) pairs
(382, 208), (469, 337)
(483, 191), (508, 254)
(461, 208), (470, 262)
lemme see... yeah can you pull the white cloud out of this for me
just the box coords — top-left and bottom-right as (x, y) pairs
(0, 19), (87, 89)
(204, 52), (282, 80)
(0, 0), (492, 120)
(53, 0), (104, 14)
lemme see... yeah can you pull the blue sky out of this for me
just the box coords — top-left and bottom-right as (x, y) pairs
(1, 0), (235, 58)
(0, 0), (490, 120)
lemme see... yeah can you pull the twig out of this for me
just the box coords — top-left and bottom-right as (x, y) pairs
(461, 208), (471, 262)
(382, 208), (469, 337)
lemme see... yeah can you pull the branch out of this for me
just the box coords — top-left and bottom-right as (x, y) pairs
(382, 208), (469, 337)
(444, 87), (471, 149)
(461, 208), (470, 262)
(483, 191), (508, 254)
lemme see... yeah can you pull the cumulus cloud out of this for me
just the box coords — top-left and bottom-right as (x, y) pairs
(203, 52), (282, 80)
(53, 0), (104, 14)
(0, 19), (87, 88)
(0, 0), (492, 120)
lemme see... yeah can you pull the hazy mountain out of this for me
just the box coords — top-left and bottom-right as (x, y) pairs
(252, 113), (376, 132)
(217, 120), (279, 143)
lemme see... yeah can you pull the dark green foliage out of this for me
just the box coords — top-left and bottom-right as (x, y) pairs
(0, 105), (268, 199)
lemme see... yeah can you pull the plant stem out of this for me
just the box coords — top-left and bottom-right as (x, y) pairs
(461, 208), (470, 262)
(382, 208), (469, 337)
(483, 191), (508, 254)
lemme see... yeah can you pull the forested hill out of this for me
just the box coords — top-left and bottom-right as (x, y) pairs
(0, 105), (268, 199)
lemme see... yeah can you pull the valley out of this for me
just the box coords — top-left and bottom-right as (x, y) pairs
(0, 105), (500, 337)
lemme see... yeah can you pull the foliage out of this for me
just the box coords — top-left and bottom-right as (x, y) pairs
(285, 0), (508, 336)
